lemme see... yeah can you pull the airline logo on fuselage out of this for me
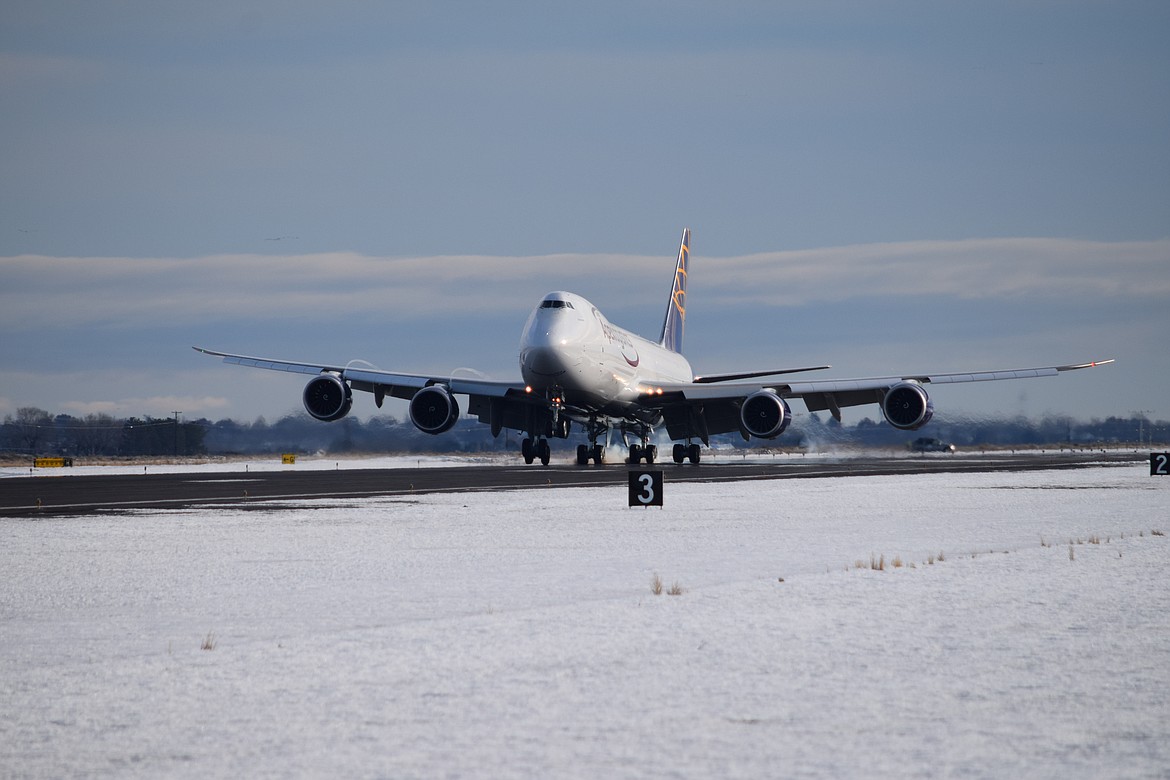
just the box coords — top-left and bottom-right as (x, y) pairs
(593, 307), (640, 367)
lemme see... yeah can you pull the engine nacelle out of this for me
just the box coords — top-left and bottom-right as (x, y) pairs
(739, 390), (792, 439)
(303, 374), (352, 422)
(882, 382), (934, 430)
(409, 385), (461, 435)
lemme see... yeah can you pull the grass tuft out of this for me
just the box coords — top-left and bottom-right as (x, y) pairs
(667, 582), (685, 596)
(201, 631), (217, 651)
(651, 573), (663, 596)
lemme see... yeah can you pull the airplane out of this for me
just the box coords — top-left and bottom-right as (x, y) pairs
(195, 228), (1113, 466)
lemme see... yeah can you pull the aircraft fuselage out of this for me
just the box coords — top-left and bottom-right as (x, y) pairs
(519, 291), (692, 420)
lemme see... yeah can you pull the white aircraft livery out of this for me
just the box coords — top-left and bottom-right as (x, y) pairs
(195, 229), (1113, 465)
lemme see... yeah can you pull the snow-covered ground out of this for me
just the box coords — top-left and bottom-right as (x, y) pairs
(2, 462), (1167, 779)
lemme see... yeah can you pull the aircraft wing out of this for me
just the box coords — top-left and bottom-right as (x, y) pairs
(192, 347), (528, 402)
(642, 360), (1114, 442)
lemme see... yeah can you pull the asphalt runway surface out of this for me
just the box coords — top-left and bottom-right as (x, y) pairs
(0, 451), (1142, 518)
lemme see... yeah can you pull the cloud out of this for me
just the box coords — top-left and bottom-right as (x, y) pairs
(3, 238), (1166, 333)
(699, 238), (1170, 307)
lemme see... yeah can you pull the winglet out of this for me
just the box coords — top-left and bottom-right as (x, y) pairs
(659, 228), (690, 353)
(1055, 359), (1115, 371)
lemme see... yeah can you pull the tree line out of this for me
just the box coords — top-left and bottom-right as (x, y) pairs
(1, 406), (1165, 459)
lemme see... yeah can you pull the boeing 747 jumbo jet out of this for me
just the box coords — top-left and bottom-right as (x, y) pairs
(195, 229), (1112, 465)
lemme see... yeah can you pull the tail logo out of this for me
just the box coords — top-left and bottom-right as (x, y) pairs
(660, 229), (689, 353)
(672, 245), (687, 321)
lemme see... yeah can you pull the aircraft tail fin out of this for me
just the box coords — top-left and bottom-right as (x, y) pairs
(659, 228), (690, 353)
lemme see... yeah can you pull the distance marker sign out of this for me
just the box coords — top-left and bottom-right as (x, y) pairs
(629, 470), (664, 507)
(1152, 453), (1170, 476)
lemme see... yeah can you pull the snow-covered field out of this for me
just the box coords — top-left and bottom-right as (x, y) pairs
(2, 462), (1167, 779)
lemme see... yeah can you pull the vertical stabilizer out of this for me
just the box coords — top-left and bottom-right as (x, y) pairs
(659, 228), (690, 353)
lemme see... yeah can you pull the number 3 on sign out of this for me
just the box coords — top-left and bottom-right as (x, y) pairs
(629, 470), (664, 507)
(1152, 453), (1170, 476)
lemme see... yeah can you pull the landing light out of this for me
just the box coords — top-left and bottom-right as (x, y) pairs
(525, 385), (533, 394)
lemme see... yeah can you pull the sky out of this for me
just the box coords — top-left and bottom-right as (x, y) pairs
(2, 1), (1168, 426)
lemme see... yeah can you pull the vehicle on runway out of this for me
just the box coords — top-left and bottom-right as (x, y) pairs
(196, 229), (1111, 466)
(911, 437), (957, 454)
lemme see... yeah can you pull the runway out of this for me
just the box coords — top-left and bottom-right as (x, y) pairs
(0, 450), (1141, 517)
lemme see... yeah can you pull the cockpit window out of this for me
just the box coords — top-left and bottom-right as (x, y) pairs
(540, 299), (574, 309)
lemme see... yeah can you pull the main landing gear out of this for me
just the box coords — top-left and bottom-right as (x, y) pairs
(672, 442), (702, 464)
(575, 443), (605, 465)
(627, 442), (657, 465)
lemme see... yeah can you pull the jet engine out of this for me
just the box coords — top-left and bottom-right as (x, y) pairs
(303, 374), (352, 422)
(882, 381), (934, 430)
(739, 390), (792, 439)
(409, 385), (461, 435)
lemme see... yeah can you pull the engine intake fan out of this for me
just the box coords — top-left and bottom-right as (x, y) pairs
(882, 382), (934, 430)
(409, 386), (461, 435)
(303, 374), (353, 422)
(739, 390), (792, 439)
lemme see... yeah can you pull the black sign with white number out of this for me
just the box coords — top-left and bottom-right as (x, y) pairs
(629, 470), (664, 507)
(1151, 453), (1170, 476)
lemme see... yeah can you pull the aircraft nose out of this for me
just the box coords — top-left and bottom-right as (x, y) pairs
(522, 345), (569, 377)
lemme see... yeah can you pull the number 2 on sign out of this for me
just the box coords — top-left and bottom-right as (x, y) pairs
(1153, 453), (1170, 476)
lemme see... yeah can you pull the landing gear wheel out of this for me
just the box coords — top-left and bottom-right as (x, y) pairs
(628, 443), (642, 465)
(591, 444), (605, 465)
(537, 438), (551, 466)
(672, 443), (686, 464)
(521, 437), (535, 465)
(644, 445), (657, 464)
(576, 444), (590, 465)
(687, 443), (701, 464)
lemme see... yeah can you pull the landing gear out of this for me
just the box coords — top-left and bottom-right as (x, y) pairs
(522, 437), (551, 466)
(672, 442), (701, 464)
(573, 417), (609, 465)
(575, 443), (605, 464)
(627, 443), (657, 465)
